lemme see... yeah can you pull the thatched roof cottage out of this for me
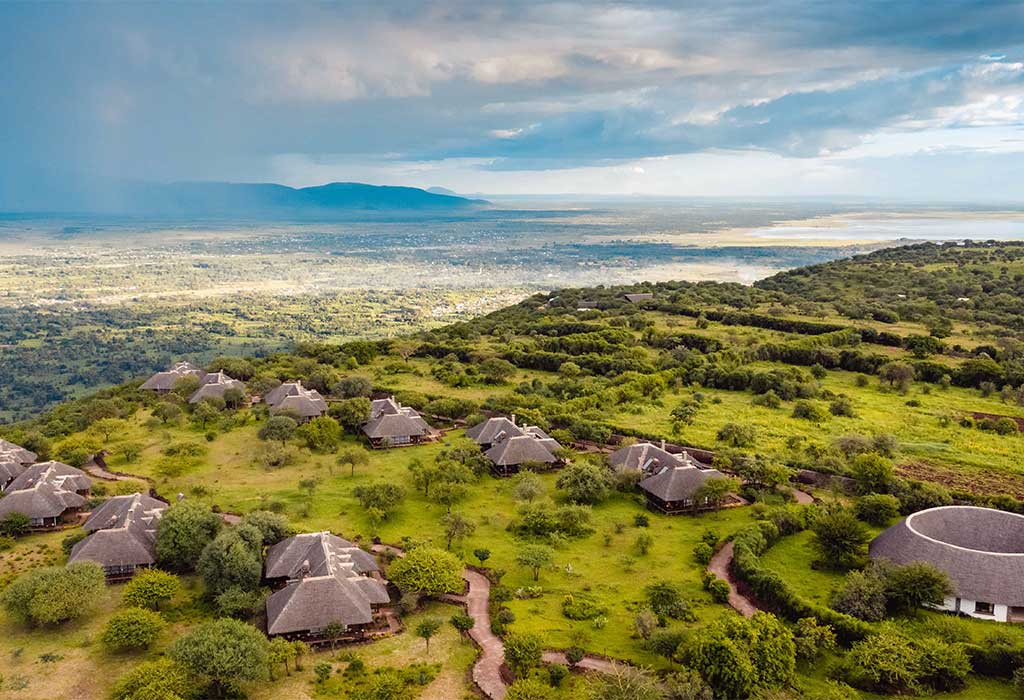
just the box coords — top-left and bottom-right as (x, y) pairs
(188, 371), (246, 404)
(265, 532), (390, 641)
(266, 381), (328, 421)
(68, 493), (167, 580)
(0, 461), (92, 528)
(362, 397), (431, 448)
(637, 454), (730, 514)
(141, 361), (206, 392)
(609, 441), (706, 475)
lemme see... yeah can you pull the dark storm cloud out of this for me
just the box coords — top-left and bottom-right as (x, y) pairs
(0, 0), (1022, 188)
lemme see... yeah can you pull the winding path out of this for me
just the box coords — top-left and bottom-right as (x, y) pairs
(373, 544), (620, 699)
(706, 542), (758, 618)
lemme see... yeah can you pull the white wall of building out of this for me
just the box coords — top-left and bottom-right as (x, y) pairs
(937, 596), (1009, 622)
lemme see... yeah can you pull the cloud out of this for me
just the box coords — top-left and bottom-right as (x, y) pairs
(1, 0), (1023, 199)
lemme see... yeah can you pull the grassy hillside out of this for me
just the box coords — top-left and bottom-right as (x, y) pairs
(2, 241), (1024, 699)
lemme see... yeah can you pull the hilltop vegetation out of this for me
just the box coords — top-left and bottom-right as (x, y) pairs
(3, 241), (1024, 699)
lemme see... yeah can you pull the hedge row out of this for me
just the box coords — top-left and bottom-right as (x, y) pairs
(729, 520), (872, 645)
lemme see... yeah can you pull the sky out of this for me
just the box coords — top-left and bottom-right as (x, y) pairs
(1, 1), (1024, 200)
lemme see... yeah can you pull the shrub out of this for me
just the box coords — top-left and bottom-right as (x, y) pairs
(839, 625), (969, 694)
(101, 607), (165, 652)
(1, 562), (106, 626)
(832, 570), (888, 622)
(122, 568), (181, 610)
(854, 494), (901, 526)
(682, 613), (795, 698)
(506, 678), (550, 700)
(561, 593), (605, 620)
(0, 512), (31, 538)
(810, 505), (868, 569)
(793, 400), (828, 422)
(793, 617), (837, 660)
(387, 546), (463, 595)
(504, 632), (544, 678)
(61, 530), (89, 556)
(693, 541), (714, 565)
(707, 578), (730, 603)
(110, 658), (193, 700)
(645, 580), (692, 621)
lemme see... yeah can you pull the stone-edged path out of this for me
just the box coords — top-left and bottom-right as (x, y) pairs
(706, 541), (758, 618)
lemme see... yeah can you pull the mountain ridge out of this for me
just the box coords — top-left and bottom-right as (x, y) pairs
(0, 177), (489, 216)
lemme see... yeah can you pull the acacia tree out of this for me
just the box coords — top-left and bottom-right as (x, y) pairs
(191, 401), (221, 430)
(716, 423), (756, 447)
(267, 637), (297, 679)
(91, 418), (128, 442)
(331, 397), (371, 430)
(324, 621), (348, 655)
(336, 447), (370, 477)
(441, 512), (475, 550)
(196, 524), (264, 597)
(431, 480), (468, 513)
(516, 544), (554, 582)
(694, 477), (738, 511)
(879, 362), (915, 391)
(153, 402), (183, 424)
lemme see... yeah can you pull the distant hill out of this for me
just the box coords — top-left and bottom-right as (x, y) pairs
(0, 176), (489, 215)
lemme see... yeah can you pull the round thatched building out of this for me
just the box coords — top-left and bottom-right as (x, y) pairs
(869, 505), (1024, 622)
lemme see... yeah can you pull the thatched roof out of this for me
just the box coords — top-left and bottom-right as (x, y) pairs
(0, 439), (37, 465)
(6, 461), (91, 493)
(265, 382), (328, 412)
(272, 393), (328, 419)
(82, 493), (167, 532)
(140, 361), (206, 391)
(609, 443), (695, 473)
(266, 573), (388, 634)
(265, 532), (379, 579)
(465, 417), (523, 445)
(362, 397), (429, 440)
(870, 506), (1024, 607)
(624, 293), (654, 303)
(485, 433), (559, 467)
(69, 494), (164, 570)
(638, 463), (726, 502)
(0, 459), (27, 487)
(265, 531), (389, 635)
(0, 461), (91, 520)
(0, 482), (86, 520)
(188, 371), (246, 404)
